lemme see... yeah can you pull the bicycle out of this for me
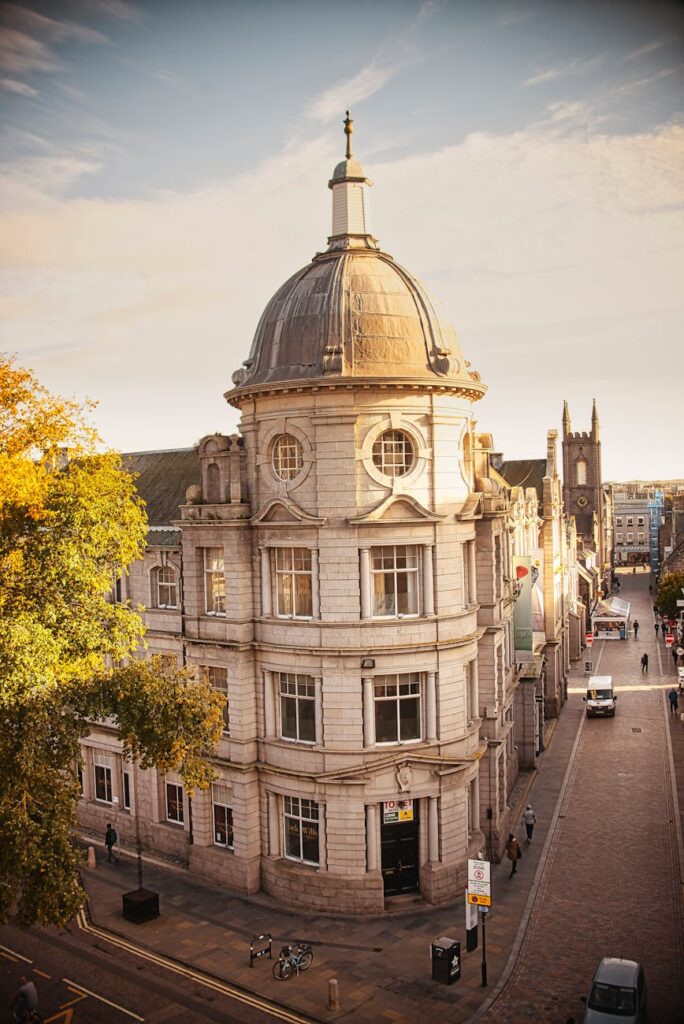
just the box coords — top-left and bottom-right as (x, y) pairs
(11, 997), (43, 1024)
(272, 943), (314, 980)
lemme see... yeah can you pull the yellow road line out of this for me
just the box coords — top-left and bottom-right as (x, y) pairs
(63, 977), (144, 1022)
(60, 985), (88, 1008)
(76, 909), (319, 1024)
(34, 969), (51, 979)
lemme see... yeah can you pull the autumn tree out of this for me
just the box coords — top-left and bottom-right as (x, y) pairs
(0, 356), (223, 926)
(657, 571), (684, 622)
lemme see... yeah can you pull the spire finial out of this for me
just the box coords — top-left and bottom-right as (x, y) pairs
(344, 110), (353, 159)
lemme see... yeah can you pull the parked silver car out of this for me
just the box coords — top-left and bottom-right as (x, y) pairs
(582, 957), (647, 1022)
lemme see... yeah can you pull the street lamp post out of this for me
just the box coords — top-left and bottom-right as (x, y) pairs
(480, 906), (488, 986)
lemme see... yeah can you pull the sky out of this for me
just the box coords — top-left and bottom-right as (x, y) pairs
(1, 0), (683, 481)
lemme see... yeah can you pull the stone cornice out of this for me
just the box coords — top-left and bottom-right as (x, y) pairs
(225, 375), (487, 409)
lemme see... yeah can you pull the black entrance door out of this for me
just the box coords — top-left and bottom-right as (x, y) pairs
(381, 803), (420, 896)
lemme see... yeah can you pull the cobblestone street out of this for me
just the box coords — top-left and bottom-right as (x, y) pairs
(475, 571), (684, 1023)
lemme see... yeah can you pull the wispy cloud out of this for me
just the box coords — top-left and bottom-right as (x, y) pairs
(496, 7), (533, 28)
(0, 3), (108, 85)
(610, 66), (679, 98)
(621, 38), (672, 62)
(0, 75), (37, 96)
(1, 4), (107, 46)
(76, 0), (143, 22)
(305, 63), (398, 123)
(524, 56), (602, 87)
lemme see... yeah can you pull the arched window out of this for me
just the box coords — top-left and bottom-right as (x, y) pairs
(575, 458), (587, 486)
(153, 566), (178, 609)
(206, 463), (221, 503)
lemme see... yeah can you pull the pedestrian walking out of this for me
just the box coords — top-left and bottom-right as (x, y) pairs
(633, 619), (639, 639)
(668, 688), (679, 716)
(505, 833), (522, 877)
(673, 648), (679, 667)
(522, 804), (537, 842)
(655, 622), (659, 637)
(105, 822), (118, 863)
(641, 652), (648, 673)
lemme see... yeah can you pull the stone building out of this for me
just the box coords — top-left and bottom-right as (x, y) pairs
(561, 401), (613, 573)
(77, 120), (583, 911)
(613, 491), (651, 567)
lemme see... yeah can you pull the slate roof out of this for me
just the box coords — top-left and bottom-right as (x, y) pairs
(499, 459), (547, 495)
(122, 448), (200, 533)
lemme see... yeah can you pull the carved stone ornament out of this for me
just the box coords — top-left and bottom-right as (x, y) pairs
(185, 484), (202, 504)
(396, 764), (412, 793)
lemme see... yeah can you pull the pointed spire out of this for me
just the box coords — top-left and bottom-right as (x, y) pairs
(326, 112), (378, 252)
(562, 401), (571, 437)
(591, 398), (600, 441)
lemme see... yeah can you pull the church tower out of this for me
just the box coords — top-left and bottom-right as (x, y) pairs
(561, 400), (607, 567)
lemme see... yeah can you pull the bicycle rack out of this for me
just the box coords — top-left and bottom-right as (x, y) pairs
(249, 933), (272, 967)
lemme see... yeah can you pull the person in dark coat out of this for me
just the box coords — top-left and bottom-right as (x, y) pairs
(632, 620), (639, 639)
(505, 834), (522, 877)
(655, 622), (660, 637)
(641, 653), (648, 673)
(668, 688), (679, 716)
(105, 823), (118, 863)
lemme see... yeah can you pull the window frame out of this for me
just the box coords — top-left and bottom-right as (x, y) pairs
(155, 565), (178, 609)
(283, 796), (320, 866)
(273, 547), (313, 620)
(373, 672), (423, 745)
(370, 544), (420, 619)
(165, 781), (184, 825)
(212, 784), (234, 849)
(371, 429), (415, 479)
(278, 672), (316, 745)
(203, 547), (226, 617)
(202, 665), (230, 734)
(272, 433), (304, 482)
(94, 752), (113, 804)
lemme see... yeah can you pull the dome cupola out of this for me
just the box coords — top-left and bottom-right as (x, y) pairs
(227, 115), (485, 406)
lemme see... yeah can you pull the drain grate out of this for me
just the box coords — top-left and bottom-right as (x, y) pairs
(631, 727), (643, 734)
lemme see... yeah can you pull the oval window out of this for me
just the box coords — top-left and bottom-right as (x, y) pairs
(272, 433), (304, 481)
(372, 430), (415, 478)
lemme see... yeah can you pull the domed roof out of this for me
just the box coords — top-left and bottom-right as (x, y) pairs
(227, 115), (485, 404)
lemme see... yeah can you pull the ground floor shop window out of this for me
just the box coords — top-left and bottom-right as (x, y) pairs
(212, 784), (234, 848)
(165, 782), (184, 824)
(284, 796), (319, 865)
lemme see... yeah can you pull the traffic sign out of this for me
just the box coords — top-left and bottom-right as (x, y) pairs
(677, 648), (684, 657)
(666, 634), (674, 647)
(467, 892), (491, 906)
(585, 633), (594, 647)
(467, 858), (491, 899)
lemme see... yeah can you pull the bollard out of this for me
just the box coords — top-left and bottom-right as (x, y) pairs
(328, 978), (340, 1011)
(87, 846), (96, 869)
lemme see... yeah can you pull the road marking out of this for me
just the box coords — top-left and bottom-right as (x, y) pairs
(76, 909), (319, 1024)
(62, 978), (144, 1021)
(44, 1011), (74, 1024)
(0, 950), (18, 962)
(0, 943), (32, 963)
(34, 969), (52, 979)
(60, 986), (88, 1009)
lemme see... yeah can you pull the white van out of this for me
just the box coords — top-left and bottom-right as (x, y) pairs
(584, 676), (617, 717)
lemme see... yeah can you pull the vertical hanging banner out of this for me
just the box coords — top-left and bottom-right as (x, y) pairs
(513, 555), (533, 662)
(531, 548), (545, 650)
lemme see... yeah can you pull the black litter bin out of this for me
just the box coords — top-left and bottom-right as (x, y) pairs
(431, 936), (461, 985)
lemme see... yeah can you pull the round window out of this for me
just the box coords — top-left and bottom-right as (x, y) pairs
(371, 430), (415, 478)
(272, 433), (304, 481)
